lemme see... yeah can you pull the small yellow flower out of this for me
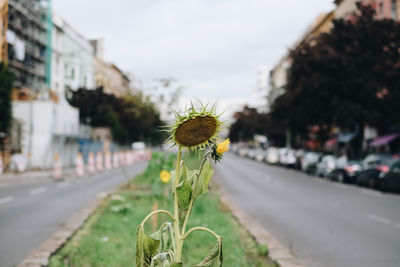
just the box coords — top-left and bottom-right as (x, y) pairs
(216, 139), (230, 154)
(160, 170), (171, 183)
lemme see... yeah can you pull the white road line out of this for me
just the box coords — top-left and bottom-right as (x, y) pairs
(57, 181), (70, 188)
(30, 186), (48, 196)
(0, 196), (14, 205)
(368, 214), (392, 225)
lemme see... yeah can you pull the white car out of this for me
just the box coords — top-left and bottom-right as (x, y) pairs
(265, 147), (279, 164)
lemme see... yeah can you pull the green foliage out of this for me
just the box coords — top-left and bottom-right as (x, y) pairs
(271, 4), (400, 137)
(67, 87), (166, 145)
(136, 224), (160, 267)
(0, 63), (14, 133)
(195, 240), (223, 267)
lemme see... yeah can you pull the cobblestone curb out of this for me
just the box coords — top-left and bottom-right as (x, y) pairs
(217, 187), (306, 267)
(17, 190), (114, 267)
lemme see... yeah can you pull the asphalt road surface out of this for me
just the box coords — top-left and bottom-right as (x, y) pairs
(216, 153), (400, 267)
(0, 162), (146, 267)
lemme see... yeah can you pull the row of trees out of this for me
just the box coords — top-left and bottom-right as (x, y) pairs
(230, 5), (400, 152)
(68, 87), (166, 145)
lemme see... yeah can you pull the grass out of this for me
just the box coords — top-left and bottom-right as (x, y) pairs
(49, 152), (275, 267)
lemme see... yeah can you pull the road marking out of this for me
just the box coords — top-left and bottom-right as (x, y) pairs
(368, 214), (392, 225)
(57, 181), (70, 188)
(30, 186), (48, 196)
(0, 196), (14, 205)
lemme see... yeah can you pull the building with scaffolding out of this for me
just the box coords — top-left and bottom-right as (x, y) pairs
(7, 0), (48, 91)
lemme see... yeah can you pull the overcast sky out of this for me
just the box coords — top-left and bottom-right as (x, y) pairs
(53, 0), (335, 120)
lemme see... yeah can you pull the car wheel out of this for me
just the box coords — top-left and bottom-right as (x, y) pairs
(368, 178), (375, 189)
(337, 172), (345, 183)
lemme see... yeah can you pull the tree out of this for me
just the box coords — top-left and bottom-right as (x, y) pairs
(68, 87), (165, 145)
(271, 4), (400, 147)
(0, 63), (14, 134)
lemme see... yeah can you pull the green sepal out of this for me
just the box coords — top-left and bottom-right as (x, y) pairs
(195, 239), (223, 267)
(136, 224), (161, 267)
(193, 160), (214, 198)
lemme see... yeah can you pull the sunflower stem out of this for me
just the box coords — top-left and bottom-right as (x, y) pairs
(180, 152), (210, 236)
(174, 146), (183, 262)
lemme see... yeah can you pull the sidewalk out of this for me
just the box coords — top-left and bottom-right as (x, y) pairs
(0, 167), (76, 188)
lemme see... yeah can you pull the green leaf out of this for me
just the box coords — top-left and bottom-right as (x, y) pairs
(176, 178), (193, 221)
(136, 224), (161, 267)
(170, 263), (182, 267)
(195, 240), (223, 267)
(150, 252), (174, 267)
(193, 160), (214, 198)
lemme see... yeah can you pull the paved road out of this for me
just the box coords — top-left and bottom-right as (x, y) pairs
(216, 153), (400, 267)
(0, 162), (147, 267)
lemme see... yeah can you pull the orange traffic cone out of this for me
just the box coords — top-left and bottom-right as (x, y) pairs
(105, 151), (112, 170)
(53, 154), (62, 179)
(76, 152), (85, 177)
(113, 151), (119, 168)
(96, 151), (103, 171)
(88, 152), (96, 174)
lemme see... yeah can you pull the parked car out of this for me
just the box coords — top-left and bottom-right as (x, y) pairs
(331, 156), (362, 183)
(315, 155), (336, 178)
(301, 152), (321, 174)
(380, 159), (400, 192)
(246, 147), (258, 159)
(356, 154), (396, 188)
(265, 147), (279, 164)
(255, 149), (267, 162)
(280, 148), (297, 167)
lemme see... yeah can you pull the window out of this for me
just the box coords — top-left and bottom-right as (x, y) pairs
(391, 0), (398, 20)
(380, 2), (384, 18)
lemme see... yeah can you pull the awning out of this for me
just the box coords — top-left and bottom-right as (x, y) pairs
(338, 132), (357, 143)
(369, 133), (400, 147)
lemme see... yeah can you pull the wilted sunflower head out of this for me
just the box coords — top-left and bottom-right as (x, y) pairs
(168, 103), (224, 150)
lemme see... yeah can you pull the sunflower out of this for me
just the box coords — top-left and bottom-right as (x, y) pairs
(160, 170), (171, 183)
(168, 103), (224, 150)
(211, 139), (230, 162)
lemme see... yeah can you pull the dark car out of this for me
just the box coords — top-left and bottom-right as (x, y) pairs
(331, 156), (362, 183)
(380, 159), (400, 192)
(356, 154), (396, 188)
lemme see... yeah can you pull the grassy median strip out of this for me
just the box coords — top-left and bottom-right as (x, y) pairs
(49, 154), (274, 266)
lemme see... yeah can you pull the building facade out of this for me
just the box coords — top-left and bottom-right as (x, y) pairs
(0, 0), (8, 62)
(63, 20), (94, 92)
(268, 11), (334, 108)
(335, 0), (400, 20)
(7, 0), (48, 91)
(91, 39), (130, 97)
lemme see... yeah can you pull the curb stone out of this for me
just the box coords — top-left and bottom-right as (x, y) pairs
(217, 186), (306, 267)
(17, 190), (114, 267)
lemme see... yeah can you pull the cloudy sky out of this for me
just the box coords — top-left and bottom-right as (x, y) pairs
(53, 0), (335, 120)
